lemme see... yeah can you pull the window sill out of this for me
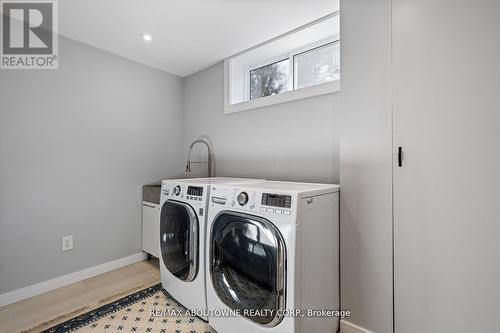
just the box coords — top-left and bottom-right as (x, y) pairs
(224, 80), (340, 115)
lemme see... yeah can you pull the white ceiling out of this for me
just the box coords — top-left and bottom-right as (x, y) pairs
(59, 0), (338, 77)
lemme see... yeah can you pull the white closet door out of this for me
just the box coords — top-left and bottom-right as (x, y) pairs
(393, 0), (500, 332)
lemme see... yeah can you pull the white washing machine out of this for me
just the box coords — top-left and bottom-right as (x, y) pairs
(206, 180), (340, 332)
(159, 177), (262, 320)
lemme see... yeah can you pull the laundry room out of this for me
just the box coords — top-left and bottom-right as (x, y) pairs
(1, 1), (499, 333)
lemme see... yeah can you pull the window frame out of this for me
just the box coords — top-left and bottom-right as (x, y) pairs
(244, 37), (339, 102)
(224, 11), (340, 115)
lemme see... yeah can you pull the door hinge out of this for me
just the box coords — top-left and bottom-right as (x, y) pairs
(398, 146), (403, 167)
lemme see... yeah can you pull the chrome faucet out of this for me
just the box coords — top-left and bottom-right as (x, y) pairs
(186, 139), (212, 177)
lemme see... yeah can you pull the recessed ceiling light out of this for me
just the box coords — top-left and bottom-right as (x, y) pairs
(142, 34), (152, 42)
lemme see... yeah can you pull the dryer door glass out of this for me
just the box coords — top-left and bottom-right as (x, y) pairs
(160, 200), (199, 282)
(210, 212), (286, 326)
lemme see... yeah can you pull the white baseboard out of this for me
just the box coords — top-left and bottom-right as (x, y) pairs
(340, 319), (376, 333)
(0, 252), (148, 307)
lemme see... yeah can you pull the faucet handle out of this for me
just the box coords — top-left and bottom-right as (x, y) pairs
(186, 161), (191, 172)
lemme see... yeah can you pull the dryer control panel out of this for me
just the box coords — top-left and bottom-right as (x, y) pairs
(209, 185), (297, 221)
(261, 193), (292, 208)
(259, 192), (292, 216)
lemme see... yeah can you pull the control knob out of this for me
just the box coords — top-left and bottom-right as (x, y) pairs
(173, 185), (181, 196)
(237, 192), (249, 206)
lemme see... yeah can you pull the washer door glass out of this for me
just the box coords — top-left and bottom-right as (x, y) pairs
(160, 200), (198, 282)
(210, 212), (286, 326)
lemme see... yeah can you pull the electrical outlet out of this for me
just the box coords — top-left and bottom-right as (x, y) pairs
(62, 235), (73, 251)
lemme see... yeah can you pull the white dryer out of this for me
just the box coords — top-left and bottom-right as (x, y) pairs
(206, 181), (340, 332)
(159, 177), (261, 320)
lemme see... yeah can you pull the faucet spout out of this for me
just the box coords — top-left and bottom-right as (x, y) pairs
(186, 139), (212, 177)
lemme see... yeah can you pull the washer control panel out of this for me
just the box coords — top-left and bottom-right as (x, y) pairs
(161, 181), (207, 207)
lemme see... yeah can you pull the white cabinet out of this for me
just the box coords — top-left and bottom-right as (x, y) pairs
(393, 1), (500, 332)
(142, 201), (160, 258)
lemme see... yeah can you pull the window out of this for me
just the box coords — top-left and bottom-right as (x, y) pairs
(247, 41), (339, 101)
(225, 13), (340, 114)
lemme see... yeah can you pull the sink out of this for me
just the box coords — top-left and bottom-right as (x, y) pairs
(143, 182), (161, 204)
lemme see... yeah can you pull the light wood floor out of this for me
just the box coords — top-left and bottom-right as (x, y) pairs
(0, 258), (160, 333)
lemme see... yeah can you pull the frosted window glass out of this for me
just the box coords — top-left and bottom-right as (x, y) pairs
(294, 42), (339, 89)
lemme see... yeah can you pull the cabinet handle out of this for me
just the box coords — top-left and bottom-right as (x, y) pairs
(143, 203), (156, 209)
(398, 146), (403, 167)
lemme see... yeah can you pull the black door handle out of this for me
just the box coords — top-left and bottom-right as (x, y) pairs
(398, 147), (403, 167)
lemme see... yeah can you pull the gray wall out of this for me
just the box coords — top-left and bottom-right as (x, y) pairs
(182, 62), (340, 183)
(0, 37), (184, 293)
(339, 0), (393, 332)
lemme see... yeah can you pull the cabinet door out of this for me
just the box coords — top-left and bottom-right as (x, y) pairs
(393, 1), (500, 332)
(142, 203), (159, 258)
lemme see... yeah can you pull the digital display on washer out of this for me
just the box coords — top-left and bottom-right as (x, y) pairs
(187, 186), (203, 197)
(261, 193), (291, 208)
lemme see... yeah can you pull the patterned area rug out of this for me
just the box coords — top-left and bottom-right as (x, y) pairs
(41, 284), (213, 333)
